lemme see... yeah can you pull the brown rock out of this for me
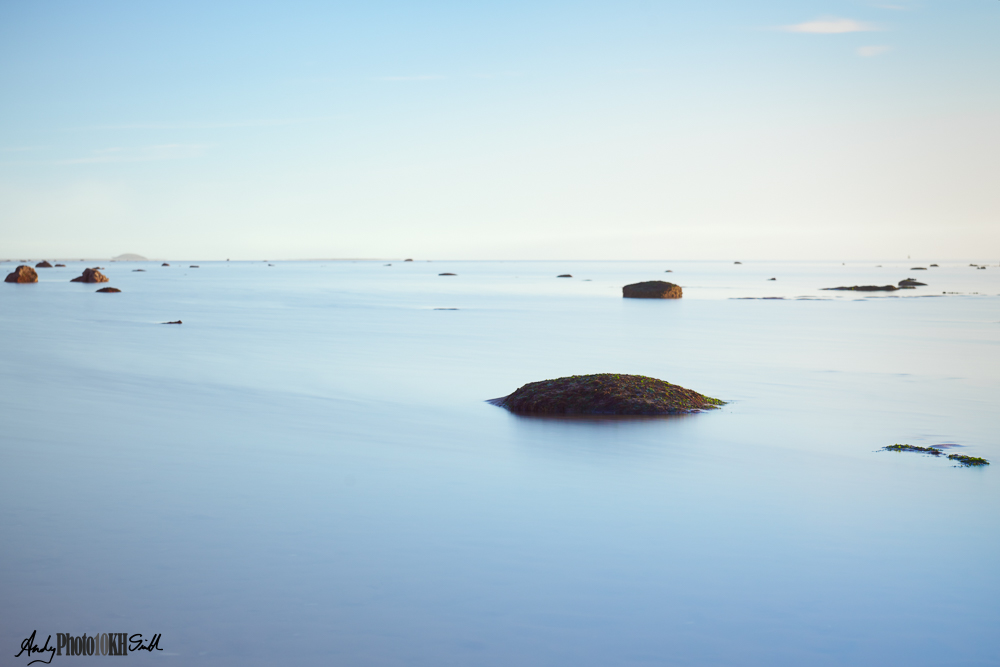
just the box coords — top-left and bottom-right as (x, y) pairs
(35, 261), (53, 268)
(54, 264), (66, 267)
(71, 268), (109, 283)
(439, 272), (457, 276)
(161, 263), (170, 266)
(4, 265), (38, 283)
(623, 281), (682, 299)
(96, 287), (121, 293)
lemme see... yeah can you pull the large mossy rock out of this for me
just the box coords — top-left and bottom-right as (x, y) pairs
(623, 281), (682, 299)
(4, 265), (38, 283)
(71, 268), (109, 283)
(492, 373), (724, 415)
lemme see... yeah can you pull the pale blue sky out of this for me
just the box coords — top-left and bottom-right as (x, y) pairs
(1, 0), (997, 259)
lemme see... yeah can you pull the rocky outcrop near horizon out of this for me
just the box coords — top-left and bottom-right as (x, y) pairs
(4, 265), (38, 283)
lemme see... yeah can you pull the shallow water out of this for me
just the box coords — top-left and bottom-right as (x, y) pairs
(1, 260), (998, 666)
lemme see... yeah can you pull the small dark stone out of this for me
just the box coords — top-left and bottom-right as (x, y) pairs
(404, 258), (414, 262)
(557, 274), (572, 278)
(439, 272), (457, 276)
(768, 277), (776, 281)
(734, 261), (742, 265)
(189, 265), (199, 268)
(70, 268), (109, 283)
(54, 264), (66, 267)
(133, 269), (146, 272)
(161, 263), (170, 266)
(910, 267), (927, 270)
(162, 320), (182, 324)
(4, 265), (38, 283)
(930, 264), (939, 267)
(623, 281), (682, 299)
(899, 278), (927, 287)
(96, 287), (121, 293)
(35, 261), (53, 268)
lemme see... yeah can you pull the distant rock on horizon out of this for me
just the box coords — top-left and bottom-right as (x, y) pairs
(112, 253), (148, 261)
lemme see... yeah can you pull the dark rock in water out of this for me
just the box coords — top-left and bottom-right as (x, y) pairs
(55, 263), (66, 267)
(95, 287), (121, 293)
(557, 274), (572, 278)
(4, 265), (38, 283)
(930, 264), (939, 267)
(623, 281), (682, 299)
(189, 265), (199, 268)
(768, 277), (776, 281)
(70, 268), (109, 283)
(161, 263), (170, 266)
(822, 285), (898, 292)
(35, 261), (53, 268)
(665, 270), (673, 273)
(911, 267), (927, 270)
(883, 443), (942, 456)
(899, 278), (926, 287)
(439, 272), (457, 276)
(162, 320), (182, 324)
(491, 373), (725, 415)
(133, 269), (146, 272)
(384, 263), (392, 266)
(404, 258), (414, 262)
(734, 261), (742, 265)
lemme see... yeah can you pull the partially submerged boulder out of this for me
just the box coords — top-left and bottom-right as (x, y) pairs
(491, 373), (724, 415)
(439, 272), (457, 276)
(35, 261), (53, 268)
(71, 268), (109, 283)
(899, 278), (927, 288)
(822, 285), (898, 292)
(96, 287), (121, 293)
(623, 281), (682, 299)
(4, 265), (38, 283)
(557, 274), (572, 278)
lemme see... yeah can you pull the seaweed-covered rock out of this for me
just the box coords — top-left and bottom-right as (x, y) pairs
(492, 373), (724, 415)
(623, 281), (682, 299)
(71, 268), (109, 283)
(883, 444), (942, 456)
(35, 261), (53, 268)
(96, 287), (121, 293)
(822, 285), (898, 292)
(948, 454), (989, 467)
(4, 265), (38, 283)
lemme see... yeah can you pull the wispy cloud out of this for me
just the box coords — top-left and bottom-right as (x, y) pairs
(779, 17), (879, 34)
(56, 144), (205, 165)
(375, 75), (445, 81)
(858, 45), (891, 57)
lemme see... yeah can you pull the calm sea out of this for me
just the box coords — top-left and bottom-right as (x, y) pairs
(1, 260), (998, 666)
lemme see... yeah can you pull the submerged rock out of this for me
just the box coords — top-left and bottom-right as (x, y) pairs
(35, 261), (53, 268)
(623, 281), (682, 299)
(899, 278), (927, 287)
(4, 265), (38, 283)
(439, 272), (457, 276)
(822, 285), (898, 292)
(557, 274), (572, 278)
(95, 287), (121, 293)
(161, 263), (170, 266)
(162, 320), (182, 324)
(71, 268), (109, 283)
(491, 373), (724, 415)
(55, 263), (66, 267)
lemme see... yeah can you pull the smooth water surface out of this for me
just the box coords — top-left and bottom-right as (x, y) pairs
(1, 260), (998, 666)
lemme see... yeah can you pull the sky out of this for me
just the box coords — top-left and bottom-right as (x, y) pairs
(1, 0), (998, 260)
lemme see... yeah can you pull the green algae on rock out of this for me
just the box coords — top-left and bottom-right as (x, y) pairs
(947, 454), (990, 467)
(492, 373), (725, 415)
(882, 444), (943, 456)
